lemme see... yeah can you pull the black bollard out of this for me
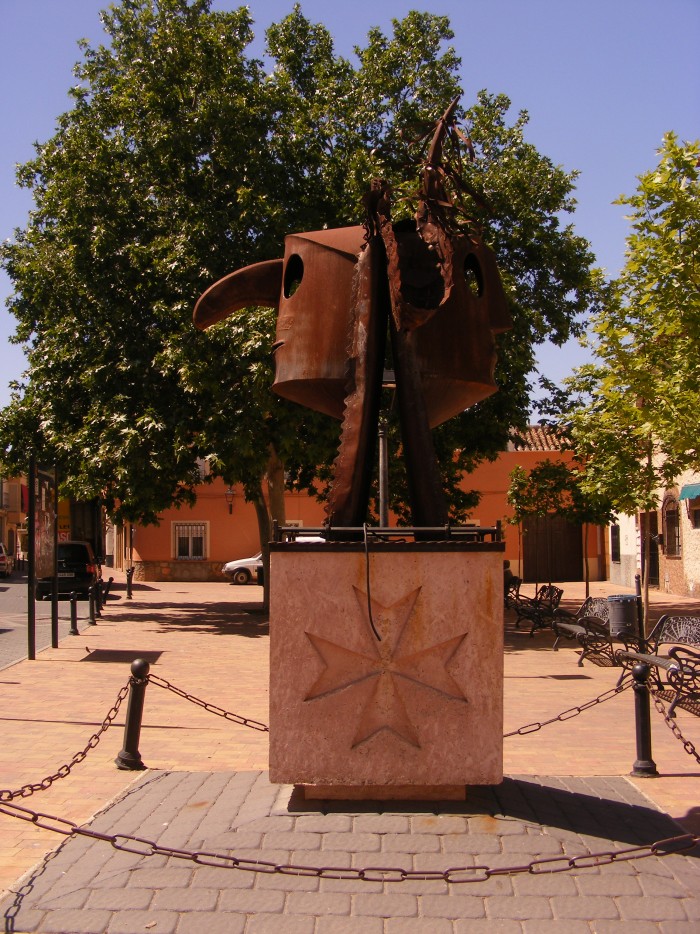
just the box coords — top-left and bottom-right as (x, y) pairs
(630, 662), (658, 777)
(115, 659), (151, 771)
(88, 586), (97, 625)
(126, 567), (134, 599)
(69, 593), (79, 635)
(102, 576), (114, 605)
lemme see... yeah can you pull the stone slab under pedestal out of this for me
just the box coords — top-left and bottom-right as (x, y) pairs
(269, 542), (504, 797)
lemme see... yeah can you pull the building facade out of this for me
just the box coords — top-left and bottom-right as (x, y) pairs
(609, 470), (700, 598)
(116, 427), (608, 584)
(0, 474), (24, 563)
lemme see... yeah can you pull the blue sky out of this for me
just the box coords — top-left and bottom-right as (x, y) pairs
(1, 0), (698, 409)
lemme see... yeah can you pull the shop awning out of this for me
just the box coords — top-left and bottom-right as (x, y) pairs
(679, 483), (700, 501)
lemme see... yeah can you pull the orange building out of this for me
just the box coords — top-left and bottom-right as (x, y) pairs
(467, 426), (607, 584)
(114, 426), (607, 584)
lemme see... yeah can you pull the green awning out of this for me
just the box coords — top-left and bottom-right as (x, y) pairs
(679, 483), (700, 501)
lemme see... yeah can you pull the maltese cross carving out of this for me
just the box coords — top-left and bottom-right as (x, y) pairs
(304, 586), (468, 748)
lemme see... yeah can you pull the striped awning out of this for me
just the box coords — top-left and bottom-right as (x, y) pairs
(679, 483), (700, 501)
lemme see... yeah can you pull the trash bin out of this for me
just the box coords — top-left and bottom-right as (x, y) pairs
(607, 594), (638, 637)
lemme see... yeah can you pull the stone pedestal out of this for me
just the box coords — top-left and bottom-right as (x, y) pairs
(269, 542), (504, 798)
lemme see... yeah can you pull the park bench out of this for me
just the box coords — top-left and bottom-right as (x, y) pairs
(616, 614), (700, 718)
(504, 574), (522, 610)
(513, 583), (564, 637)
(552, 595), (644, 668)
(552, 596), (616, 667)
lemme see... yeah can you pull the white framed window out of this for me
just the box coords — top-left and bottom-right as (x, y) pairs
(173, 522), (208, 560)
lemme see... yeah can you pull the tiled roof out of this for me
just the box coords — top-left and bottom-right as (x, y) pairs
(507, 425), (565, 452)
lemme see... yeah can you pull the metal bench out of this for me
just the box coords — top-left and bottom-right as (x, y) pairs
(514, 584), (564, 637)
(552, 595), (644, 668)
(617, 614), (700, 717)
(504, 575), (522, 610)
(552, 596), (612, 664)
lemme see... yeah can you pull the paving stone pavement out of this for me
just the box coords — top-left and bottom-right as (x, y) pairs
(1, 573), (699, 932)
(2, 768), (699, 932)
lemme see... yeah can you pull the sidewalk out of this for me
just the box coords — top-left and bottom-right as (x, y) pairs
(0, 572), (698, 931)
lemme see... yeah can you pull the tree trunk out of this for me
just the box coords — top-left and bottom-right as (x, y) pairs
(248, 482), (271, 612)
(640, 442), (654, 635)
(266, 444), (286, 531)
(641, 525), (650, 636)
(583, 522), (590, 598)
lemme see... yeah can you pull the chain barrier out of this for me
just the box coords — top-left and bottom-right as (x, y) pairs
(148, 670), (632, 741)
(503, 677), (632, 738)
(147, 673), (269, 733)
(1, 672), (698, 884)
(1, 796), (697, 882)
(0, 681), (131, 802)
(649, 688), (700, 765)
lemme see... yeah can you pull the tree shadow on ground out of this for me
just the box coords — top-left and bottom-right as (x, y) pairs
(113, 602), (269, 638)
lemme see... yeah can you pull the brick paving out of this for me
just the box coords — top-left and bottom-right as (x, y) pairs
(0, 572), (699, 931)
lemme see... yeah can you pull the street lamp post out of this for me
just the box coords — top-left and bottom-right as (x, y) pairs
(225, 487), (235, 515)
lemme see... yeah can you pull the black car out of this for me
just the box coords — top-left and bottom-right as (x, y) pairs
(36, 541), (102, 599)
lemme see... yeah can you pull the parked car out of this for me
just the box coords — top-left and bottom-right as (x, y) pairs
(0, 543), (14, 578)
(222, 536), (326, 585)
(36, 540), (102, 599)
(222, 552), (262, 585)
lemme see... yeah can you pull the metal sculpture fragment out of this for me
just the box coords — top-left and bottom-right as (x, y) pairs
(194, 98), (511, 529)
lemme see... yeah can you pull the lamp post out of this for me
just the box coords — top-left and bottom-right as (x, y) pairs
(225, 487), (235, 515)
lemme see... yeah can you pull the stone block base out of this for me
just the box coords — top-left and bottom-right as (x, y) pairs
(269, 542), (504, 793)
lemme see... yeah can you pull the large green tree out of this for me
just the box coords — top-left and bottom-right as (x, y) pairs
(0, 0), (600, 541)
(546, 133), (700, 621)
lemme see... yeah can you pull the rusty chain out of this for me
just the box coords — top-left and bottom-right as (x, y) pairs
(1, 672), (698, 884)
(503, 678), (632, 738)
(0, 671), (644, 808)
(649, 688), (700, 765)
(147, 671), (632, 740)
(147, 673), (269, 733)
(0, 796), (697, 882)
(0, 681), (131, 802)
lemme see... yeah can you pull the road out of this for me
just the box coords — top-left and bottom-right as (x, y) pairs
(0, 572), (94, 671)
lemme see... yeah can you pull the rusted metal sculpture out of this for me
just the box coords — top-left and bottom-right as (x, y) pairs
(194, 99), (510, 529)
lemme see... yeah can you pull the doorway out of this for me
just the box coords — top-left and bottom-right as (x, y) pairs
(522, 514), (583, 583)
(639, 511), (660, 587)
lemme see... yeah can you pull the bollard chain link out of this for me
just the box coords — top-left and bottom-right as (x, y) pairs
(1, 797), (698, 882)
(148, 671), (631, 740)
(147, 673), (269, 733)
(0, 682), (131, 802)
(504, 678), (632, 738)
(649, 688), (700, 765)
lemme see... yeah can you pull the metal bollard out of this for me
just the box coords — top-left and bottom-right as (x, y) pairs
(88, 586), (97, 625)
(630, 662), (658, 777)
(126, 567), (134, 599)
(93, 583), (102, 618)
(69, 593), (79, 635)
(102, 576), (114, 606)
(115, 659), (151, 771)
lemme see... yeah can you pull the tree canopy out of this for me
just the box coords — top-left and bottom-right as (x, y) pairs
(0, 0), (601, 532)
(542, 132), (699, 616)
(549, 133), (700, 513)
